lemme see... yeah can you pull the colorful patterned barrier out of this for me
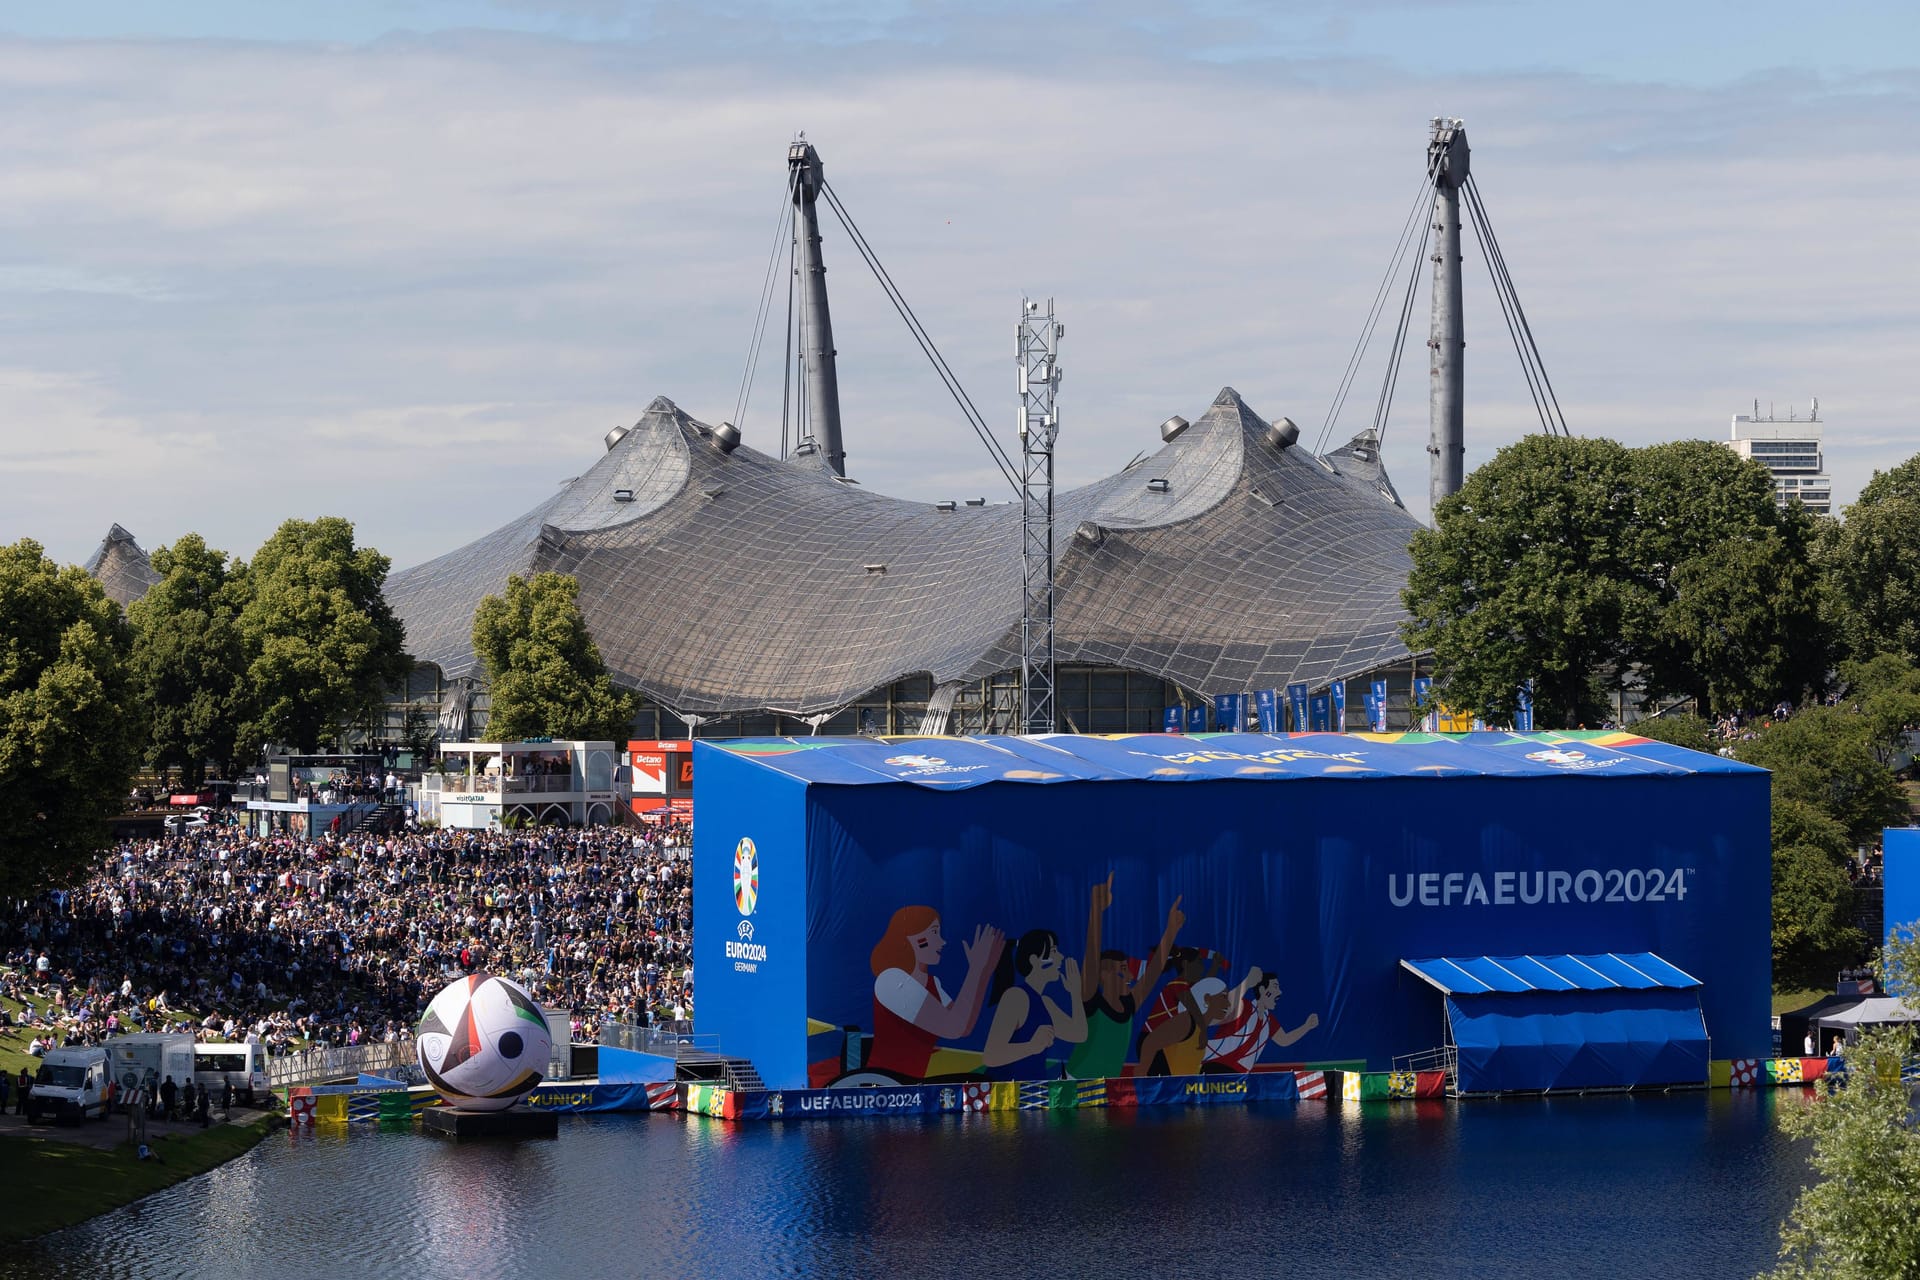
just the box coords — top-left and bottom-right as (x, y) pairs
(1729, 1057), (1839, 1088)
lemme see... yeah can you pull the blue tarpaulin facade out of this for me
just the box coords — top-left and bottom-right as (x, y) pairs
(693, 732), (1770, 1091)
(1403, 953), (1709, 1092)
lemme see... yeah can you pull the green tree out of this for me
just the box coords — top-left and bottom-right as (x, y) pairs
(0, 540), (143, 895)
(471, 572), (636, 742)
(1770, 843), (1862, 990)
(1404, 436), (1830, 727)
(128, 534), (247, 785)
(1628, 713), (1715, 754)
(1736, 707), (1908, 847)
(1835, 654), (1920, 767)
(1825, 453), (1920, 664)
(1404, 436), (1648, 726)
(232, 517), (409, 754)
(1768, 928), (1920, 1278)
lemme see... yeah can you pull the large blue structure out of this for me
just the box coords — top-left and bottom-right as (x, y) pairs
(693, 732), (1771, 1093)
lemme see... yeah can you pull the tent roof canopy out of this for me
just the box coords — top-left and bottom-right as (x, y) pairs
(1401, 953), (1703, 996)
(704, 731), (1762, 791)
(1813, 996), (1920, 1028)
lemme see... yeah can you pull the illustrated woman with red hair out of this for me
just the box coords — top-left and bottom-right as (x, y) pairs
(866, 906), (1005, 1081)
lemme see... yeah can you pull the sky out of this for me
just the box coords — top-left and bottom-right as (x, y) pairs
(1, 1), (1916, 570)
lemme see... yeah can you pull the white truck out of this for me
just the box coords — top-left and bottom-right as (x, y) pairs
(106, 1031), (197, 1106)
(192, 1042), (271, 1099)
(26, 1046), (111, 1123)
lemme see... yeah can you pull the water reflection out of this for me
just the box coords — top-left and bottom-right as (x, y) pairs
(2, 1094), (1808, 1280)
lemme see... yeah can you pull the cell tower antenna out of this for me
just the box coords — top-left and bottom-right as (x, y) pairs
(1018, 297), (1061, 735)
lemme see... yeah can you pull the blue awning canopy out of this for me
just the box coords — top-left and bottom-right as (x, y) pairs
(1401, 953), (1702, 996)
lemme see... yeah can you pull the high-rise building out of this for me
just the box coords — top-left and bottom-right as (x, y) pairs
(1725, 401), (1832, 516)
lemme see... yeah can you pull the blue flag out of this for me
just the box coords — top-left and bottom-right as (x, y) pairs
(1413, 676), (1434, 731)
(1213, 693), (1243, 733)
(1186, 705), (1207, 733)
(1329, 680), (1347, 732)
(1163, 706), (1183, 733)
(1287, 683), (1309, 733)
(1515, 679), (1535, 732)
(1255, 688), (1280, 733)
(1309, 693), (1331, 732)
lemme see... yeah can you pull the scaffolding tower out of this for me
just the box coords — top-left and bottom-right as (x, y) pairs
(1017, 298), (1061, 735)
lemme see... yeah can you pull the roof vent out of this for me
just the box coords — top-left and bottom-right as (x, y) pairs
(604, 424), (631, 451)
(713, 421), (741, 454)
(703, 486), (726, 500)
(1074, 521), (1105, 546)
(935, 500), (957, 512)
(864, 563), (887, 575)
(965, 498), (987, 507)
(612, 488), (634, 503)
(1146, 478), (1171, 494)
(1265, 417), (1300, 451)
(1160, 415), (1190, 443)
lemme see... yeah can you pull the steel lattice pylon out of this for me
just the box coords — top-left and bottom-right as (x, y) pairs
(1017, 298), (1061, 735)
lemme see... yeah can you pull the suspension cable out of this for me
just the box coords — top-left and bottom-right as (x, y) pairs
(735, 168), (800, 436)
(1463, 175), (1570, 436)
(1367, 203), (1433, 448)
(1316, 161), (1444, 455)
(818, 179), (1020, 492)
(779, 202), (796, 460)
(1460, 177), (1553, 437)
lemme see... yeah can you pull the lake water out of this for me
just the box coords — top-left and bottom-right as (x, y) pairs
(4, 1091), (1809, 1280)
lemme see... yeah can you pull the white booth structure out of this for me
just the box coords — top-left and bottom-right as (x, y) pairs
(418, 741), (622, 830)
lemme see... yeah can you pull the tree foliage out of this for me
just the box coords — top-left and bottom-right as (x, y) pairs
(1768, 929), (1920, 1278)
(471, 572), (637, 743)
(1736, 707), (1910, 848)
(1403, 436), (1831, 726)
(231, 517), (409, 754)
(1770, 843), (1863, 990)
(1628, 713), (1715, 755)
(1825, 453), (1920, 665)
(0, 540), (143, 895)
(127, 534), (247, 784)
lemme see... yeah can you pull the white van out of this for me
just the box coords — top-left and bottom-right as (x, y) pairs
(106, 1031), (197, 1103)
(193, 1042), (270, 1096)
(27, 1046), (111, 1123)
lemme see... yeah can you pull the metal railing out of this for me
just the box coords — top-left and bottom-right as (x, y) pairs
(266, 1040), (414, 1089)
(600, 1020), (715, 1060)
(1392, 1044), (1458, 1086)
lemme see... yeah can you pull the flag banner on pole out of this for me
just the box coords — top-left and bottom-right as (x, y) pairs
(1370, 680), (1389, 732)
(1163, 706), (1183, 733)
(1309, 693), (1331, 732)
(1186, 705), (1206, 733)
(1414, 676), (1434, 732)
(1214, 693), (1243, 733)
(1329, 680), (1347, 732)
(1515, 680), (1535, 732)
(1287, 683), (1309, 733)
(1255, 688), (1280, 733)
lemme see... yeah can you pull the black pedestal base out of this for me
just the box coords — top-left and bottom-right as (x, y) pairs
(421, 1106), (559, 1141)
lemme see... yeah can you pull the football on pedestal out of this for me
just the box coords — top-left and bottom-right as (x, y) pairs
(417, 973), (559, 1140)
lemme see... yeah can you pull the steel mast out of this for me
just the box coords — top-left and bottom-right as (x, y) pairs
(1017, 298), (1061, 735)
(790, 139), (847, 476)
(1427, 118), (1469, 513)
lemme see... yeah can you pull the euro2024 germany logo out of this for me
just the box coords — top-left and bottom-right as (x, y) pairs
(733, 837), (759, 915)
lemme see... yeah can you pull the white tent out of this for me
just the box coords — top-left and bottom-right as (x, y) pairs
(1814, 997), (1920, 1046)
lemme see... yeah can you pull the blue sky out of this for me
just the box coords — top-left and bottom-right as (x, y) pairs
(0, 1), (1914, 567)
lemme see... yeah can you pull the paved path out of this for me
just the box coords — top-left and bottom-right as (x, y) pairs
(0, 1106), (266, 1151)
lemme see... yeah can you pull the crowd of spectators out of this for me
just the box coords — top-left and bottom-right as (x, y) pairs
(1, 820), (693, 1061)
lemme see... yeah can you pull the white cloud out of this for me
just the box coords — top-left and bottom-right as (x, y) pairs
(0, 33), (1912, 571)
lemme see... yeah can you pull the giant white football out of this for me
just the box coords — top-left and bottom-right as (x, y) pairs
(416, 974), (552, 1111)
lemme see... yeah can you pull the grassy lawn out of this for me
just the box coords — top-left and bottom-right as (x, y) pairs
(1772, 987), (1828, 1015)
(0, 1111), (278, 1243)
(0, 992), (204, 1083)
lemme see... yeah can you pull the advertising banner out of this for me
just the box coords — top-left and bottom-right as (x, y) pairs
(694, 734), (1772, 1091)
(1329, 681), (1346, 732)
(1286, 683), (1309, 732)
(1164, 706), (1184, 733)
(1255, 689), (1280, 733)
(1515, 681), (1535, 732)
(1214, 693), (1243, 733)
(1413, 677), (1435, 731)
(1187, 705), (1207, 733)
(1309, 694), (1331, 732)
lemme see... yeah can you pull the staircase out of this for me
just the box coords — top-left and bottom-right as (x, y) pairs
(347, 801), (405, 836)
(721, 1058), (766, 1091)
